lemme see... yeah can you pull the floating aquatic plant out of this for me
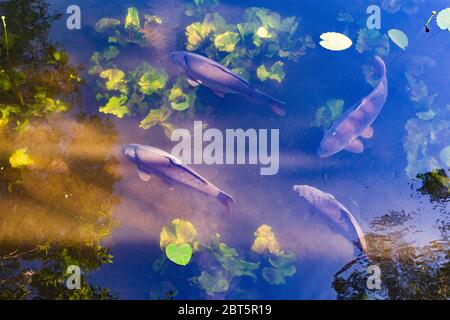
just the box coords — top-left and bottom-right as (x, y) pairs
(184, 8), (314, 84)
(381, 0), (425, 15)
(91, 9), (199, 137)
(262, 252), (297, 285)
(139, 107), (174, 137)
(312, 99), (344, 129)
(160, 219), (200, 251)
(99, 95), (129, 118)
(192, 271), (230, 295)
(251, 225), (283, 256)
(100, 69), (128, 93)
(94, 7), (159, 47)
(214, 31), (240, 52)
(404, 109), (450, 178)
(436, 8), (450, 31)
(256, 61), (285, 83)
(95, 18), (121, 33)
(387, 29), (408, 50)
(9, 148), (34, 168)
(136, 63), (168, 96)
(356, 28), (390, 57)
(319, 32), (352, 51)
(125, 7), (140, 31)
(168, 77), (198, 111)
(189, 234), (259, 296)
(165, 243), (193, 266)
(184, 0), (219, 18)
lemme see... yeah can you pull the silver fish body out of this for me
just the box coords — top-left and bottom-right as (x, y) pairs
(318, 56), (388, 157)
(170, 51), (286, 116)
(293, 185), (368, 253)
(123, 144), (235, 211)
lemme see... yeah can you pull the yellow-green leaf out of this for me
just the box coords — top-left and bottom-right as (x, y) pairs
(9, 148), (35, 168)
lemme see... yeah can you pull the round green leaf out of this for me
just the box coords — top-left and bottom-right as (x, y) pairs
(165, 243), (193, 266)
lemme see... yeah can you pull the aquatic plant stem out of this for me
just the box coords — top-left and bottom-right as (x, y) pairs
(1, 16), (10, 61)
(1, 16), (25, 107)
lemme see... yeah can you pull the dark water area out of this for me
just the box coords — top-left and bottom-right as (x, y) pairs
(0, 0), (449, 300)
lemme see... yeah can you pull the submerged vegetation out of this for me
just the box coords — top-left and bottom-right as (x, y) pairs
(333, 209), (449, 300)
(184, 8), (314, 84)
(0, 0), (448, 300)
(90, 7), (200, 137)
(154, 220), (297, 297)
(0, 0), (117, 299)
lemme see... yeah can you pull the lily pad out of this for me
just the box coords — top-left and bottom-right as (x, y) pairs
(214, 31), (240, 52)
(99, 95), (129, 118)
(388, 29), (408, 50)
(251, 225), (283, 256)
(436, 8), (450, 31)
(125, 7), (140, 30)
(319, 32), (352, 51)
(257, 61), (285, 83)
(9, 148), (35, 168)
(165, 243), (193, 266)
(160, 219), (199, 251)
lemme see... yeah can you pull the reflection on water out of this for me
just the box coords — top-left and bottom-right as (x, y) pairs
(1, 0), (449, 299)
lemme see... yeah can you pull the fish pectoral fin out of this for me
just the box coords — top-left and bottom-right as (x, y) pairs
(345, 139), (364, 153)
(361, 126), (374, 139)
(211, 89), (226, 98)
(187, 78), (200, 87)
(137, 169), (152, 182)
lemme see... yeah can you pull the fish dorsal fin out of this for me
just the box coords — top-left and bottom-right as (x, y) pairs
(166, 155), (209, 185)
(137, 168), (152, 182)
(185, 54), (252, 87)
(345, 139), (364, 153)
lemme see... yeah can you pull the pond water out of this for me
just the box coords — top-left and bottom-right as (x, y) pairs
(0, 0), (448, 300)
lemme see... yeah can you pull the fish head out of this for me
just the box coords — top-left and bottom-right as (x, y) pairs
(170, 51), (188, 69)
(122, 144), (139, 162)
(293, 185), (324, 205)
(317, 134), (341, 158)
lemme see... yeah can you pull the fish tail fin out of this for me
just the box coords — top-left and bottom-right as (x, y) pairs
(253, 89), (286, 116)
(217, 191), (236, 214)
